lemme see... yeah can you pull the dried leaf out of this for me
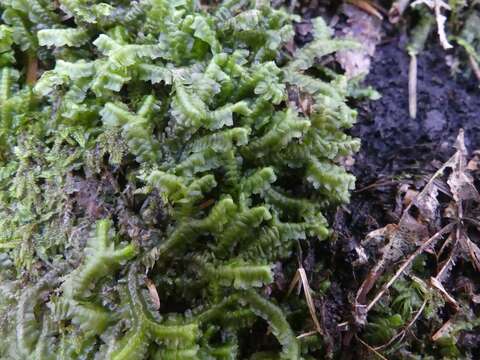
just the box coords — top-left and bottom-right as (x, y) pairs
(398, 212), (429, 247)
(448, 170), (480, 203)
(353, 244), (369, 266)
(403, 189), (419, 207)
(335, 4), (382, 78)
(414, 178), (440, 221)
(356, 214), (428, 315)
(352, 130), (480, 347)
(145, 277), (160, 310)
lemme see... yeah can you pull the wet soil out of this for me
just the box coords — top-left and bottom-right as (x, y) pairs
(292, 7), (480, 355)
(325, 30), (480, 357)
(339, 31), (480, 246)
(352, 34), (480, 184)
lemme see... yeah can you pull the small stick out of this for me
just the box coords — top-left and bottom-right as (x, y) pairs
(296, 330), (317, 339)
(298, 267), (323, 335)
(409, 53), (418, 119)
(406, 12), (434, 119)
(287, 267), (323, 335)
(354, 179), (399, 193)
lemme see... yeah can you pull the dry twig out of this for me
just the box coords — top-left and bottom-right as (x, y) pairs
(287, 267), (323, 335)
(408, 54), (418, 119)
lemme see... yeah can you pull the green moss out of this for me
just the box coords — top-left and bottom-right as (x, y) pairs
(0, 1), (360, 358)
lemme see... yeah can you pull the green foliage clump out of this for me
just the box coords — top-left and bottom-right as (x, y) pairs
(0, 0), (360, 358)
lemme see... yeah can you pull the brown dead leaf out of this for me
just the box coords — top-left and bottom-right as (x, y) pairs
(443, 202), (458, 219)
(335, 4), (382, 78)
(145, 278), (161, 310)
(403, 188), (419, 207)
(365, 223), (453, 313)
(448, 170), (480, 203)
(447, 132), (480, 203)
(362, 224), (396, 247)
(413, 183), (440, 222)
(353, 244), (369, 266)
(399, 212), (430, 246)
(354, 132), (470, 325)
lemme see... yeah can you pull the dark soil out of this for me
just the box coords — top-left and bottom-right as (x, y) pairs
(327, 29), (480, 357)
(352, 34), (480, 184)
(339, 32), (480, 248)
(291, 7), (480, 355)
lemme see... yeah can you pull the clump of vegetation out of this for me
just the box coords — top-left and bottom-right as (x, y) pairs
(0, 1), (360, 358)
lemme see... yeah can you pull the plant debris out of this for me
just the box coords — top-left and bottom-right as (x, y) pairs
(411, 0), (453, 49)
(336, 4), (383, 78)
(350, 131), (480, 357)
